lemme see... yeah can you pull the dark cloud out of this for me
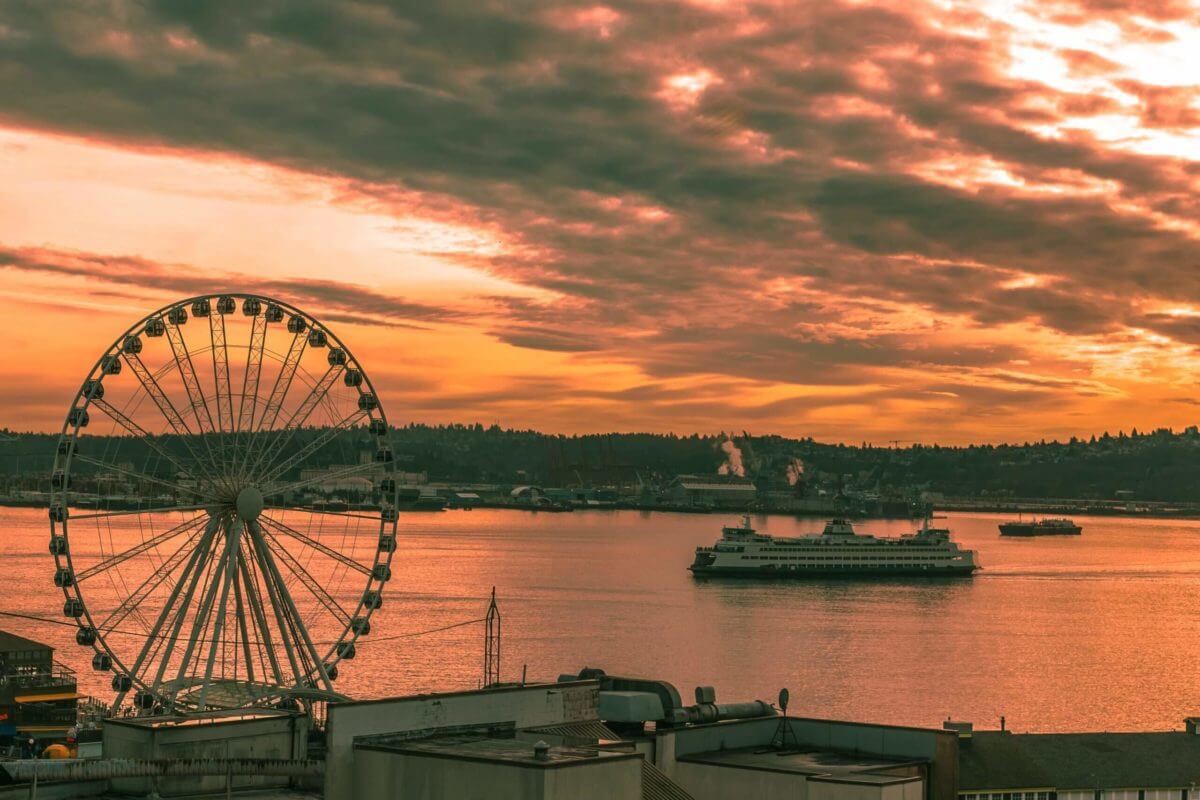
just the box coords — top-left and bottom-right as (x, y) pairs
(0, 244), (467, 327)
(0, 0), (1197, 433)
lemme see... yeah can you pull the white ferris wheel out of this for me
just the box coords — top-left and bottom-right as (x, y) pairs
(48, 294), (398, 713)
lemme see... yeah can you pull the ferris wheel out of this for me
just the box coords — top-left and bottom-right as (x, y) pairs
(48, 294), (398, 713)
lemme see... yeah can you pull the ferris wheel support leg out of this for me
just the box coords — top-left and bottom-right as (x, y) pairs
(171, 520), (235, 700)
(237, 548), (284, 686)
(147, 519), (222, 703)
(246, 523), (307, 690)
(197, 520), (243, 712)
(117, 514), (221, 712)
(247, 520), (335, 692)
(231, 562), (256, 686)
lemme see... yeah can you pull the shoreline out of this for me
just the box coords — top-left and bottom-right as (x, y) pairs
(5, 496), (1199, 521)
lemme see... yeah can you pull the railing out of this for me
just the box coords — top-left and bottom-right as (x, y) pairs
(1, 663), (77, 691)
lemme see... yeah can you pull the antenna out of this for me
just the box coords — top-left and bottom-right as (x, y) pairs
(772, 688), (797, 750)
(483, 587), (501, 687)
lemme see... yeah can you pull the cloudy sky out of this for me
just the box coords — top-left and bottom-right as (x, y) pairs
(2, 0), (1199, 442)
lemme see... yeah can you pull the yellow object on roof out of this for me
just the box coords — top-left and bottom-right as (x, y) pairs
(14, 691), (79, 703)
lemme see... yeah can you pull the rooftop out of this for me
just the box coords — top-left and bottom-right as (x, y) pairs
(679, 745), (923, 779)
(960, 731), (1200, 791)
(357, 733), (640, 769)
(106, 708), (296, 730)
(0, 630), (52, 655)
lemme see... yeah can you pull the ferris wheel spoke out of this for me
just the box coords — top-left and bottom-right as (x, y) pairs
(89, 398), (197, 484)
(75, 513), (208, 582)
(253, 327), (307, 435)
(259, 526), (351, 626)
(122, 352), (223, 484)
(209, 311), (235, 435)
(163, 317), (227, 486)
(258, 514), (373, 577)
(247, 363), (346, 481)
(246, 520), (335, 690)
(262, 460), (378, 499)
(258, 412), (369, 487)
(68, 504), (207, 522)
(97, 521), (210, 633)
(164, 316), (217, 435)
(115, 515), (221, 705)
(72, 454), (221, 503)
(267, 504), (384, 523)
(237, 314), (268, 436)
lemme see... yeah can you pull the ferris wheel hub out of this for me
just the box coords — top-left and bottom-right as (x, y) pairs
(235, 486), (265, 521)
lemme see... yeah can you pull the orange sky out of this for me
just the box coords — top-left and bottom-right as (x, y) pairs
(2, 0), (1200, 443)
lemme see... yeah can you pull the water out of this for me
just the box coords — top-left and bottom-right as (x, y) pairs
(8, 506), (1200, 733)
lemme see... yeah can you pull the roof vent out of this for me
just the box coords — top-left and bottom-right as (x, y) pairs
(943, 719), (973, 738)
(533, 741), (550, 761)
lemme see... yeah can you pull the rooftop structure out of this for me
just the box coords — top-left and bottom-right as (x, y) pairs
(0, 629), (77, 741)
(958, 726), (1200, 798)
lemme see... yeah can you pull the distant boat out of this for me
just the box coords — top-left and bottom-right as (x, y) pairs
(689, 516), (980, 577)
(999, 517), (1082, 536)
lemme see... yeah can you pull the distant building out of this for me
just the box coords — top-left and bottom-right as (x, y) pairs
(957, 724), (1200, 800)
(510, 485), (547, 503)
(667, 476), (757, 509)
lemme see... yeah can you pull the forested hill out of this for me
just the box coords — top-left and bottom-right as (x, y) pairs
(1, 424), (1198, 502)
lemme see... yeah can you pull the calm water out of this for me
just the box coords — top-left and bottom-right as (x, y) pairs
(7, 506), (1200, 733)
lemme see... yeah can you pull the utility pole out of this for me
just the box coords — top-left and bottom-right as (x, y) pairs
(483, 587), (501, 687)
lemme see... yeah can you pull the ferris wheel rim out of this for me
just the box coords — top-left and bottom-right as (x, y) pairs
(49, 292), (399, 712)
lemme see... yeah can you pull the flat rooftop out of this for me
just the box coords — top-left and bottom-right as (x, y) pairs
(960, 730), (1200, 791)
(679, 745), (924, 779)
(106, 708), (296, 730)
(358, 733), (640, 769)
(0, 630), (52, 654)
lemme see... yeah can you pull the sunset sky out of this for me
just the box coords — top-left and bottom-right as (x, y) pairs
(3, 0), (1200, 443)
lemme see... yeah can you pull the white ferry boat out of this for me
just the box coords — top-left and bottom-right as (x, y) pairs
(689, 516), (980, 577)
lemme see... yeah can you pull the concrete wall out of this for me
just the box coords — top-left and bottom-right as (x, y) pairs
(352, 747), (641, 800)
(811, 778), (925, 800)
(353, 748), (545, 800)
(674, 760), (804, 800)
(325, 681), (599, 800)
(542, 759), (642, 800)
(103, 713), (305, 796)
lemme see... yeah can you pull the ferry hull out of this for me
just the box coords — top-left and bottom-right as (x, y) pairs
(689, 564), (978, 577)
(999, 523), (1081, 536)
